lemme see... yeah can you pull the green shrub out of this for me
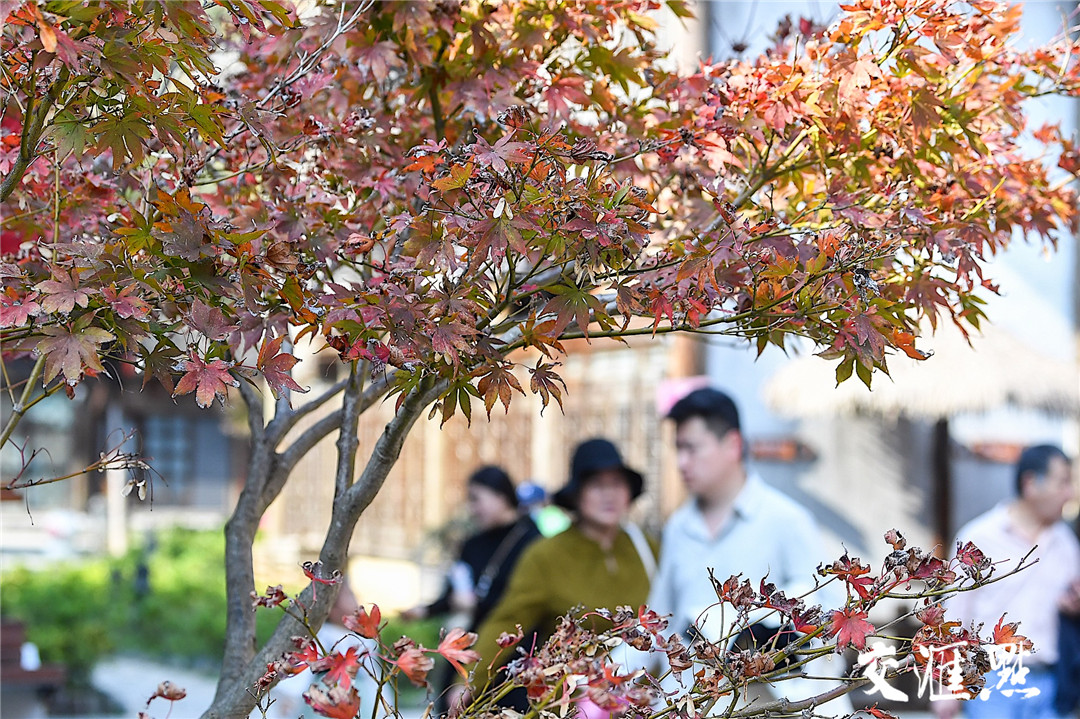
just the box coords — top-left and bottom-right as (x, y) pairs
(1, 562), (120, 685)
(1, 527), (278, 683)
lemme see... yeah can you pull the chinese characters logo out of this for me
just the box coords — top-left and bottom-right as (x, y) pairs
(857, 640), (1037, 703)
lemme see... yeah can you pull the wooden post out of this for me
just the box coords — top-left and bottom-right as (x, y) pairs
(931, 417), (952, 558)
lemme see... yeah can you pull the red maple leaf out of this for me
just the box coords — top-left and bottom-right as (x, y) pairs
(34, 269), (94, 314)
(342, 604), (381, 640)
(828, 608), (875, 651)
(436, 627), (481, 679)
(304, 684), (360, 719)
(103, 284), (150, 320)
(543, 75), (591, 118)
(51, 25), (92, 72)
(820, 553), (876, 599)
(529, 359), (566, 412)
(469, 133), (530, 174)
(638, 605), (668, 637)
(916, 604), (946, 628)
(403, 153), (443, 174)
(395, 647), (434, 687)
(172, 352), (239, 408)
(310, 646), (361, 689)
(428, 319), (473, 366)
(834, 48), (881, 101)
(476, 363), (525, 418)
(257, 334), (307, 399)
(283, 641), (321, 676)
(36, 322), (114, 385)
(955, 541), (990, 574)
(0, 288), (40, 328)
(188, 298), (237, 341)
(355, 40), (402, 83)
(890, 329), (929, 360)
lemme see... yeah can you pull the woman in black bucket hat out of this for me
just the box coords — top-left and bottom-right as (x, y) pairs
(461, 438), (657, 715)
(552, 437), (645, 510)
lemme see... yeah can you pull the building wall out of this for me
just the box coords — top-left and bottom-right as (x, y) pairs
(257, 336), (684, 610)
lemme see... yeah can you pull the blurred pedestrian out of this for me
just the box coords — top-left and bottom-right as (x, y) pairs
(465, 438), (658, 713)
(403, 466), (541, 630)
(648, 387), (852, 713)
(516, 479), (571, 537)
(1055, 580), (1080, 717)
(402, 465), (541, 712)
(936, 444), (1080, 719)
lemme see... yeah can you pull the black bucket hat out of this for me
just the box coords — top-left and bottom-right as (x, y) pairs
(468, 465), (519, 509)
(552, 438), (644, 510)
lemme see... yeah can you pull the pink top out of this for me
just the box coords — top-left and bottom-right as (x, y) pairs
(949, 504), (1080, 665)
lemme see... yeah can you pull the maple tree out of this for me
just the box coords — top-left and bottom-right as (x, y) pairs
(2, 0), (1079, 717)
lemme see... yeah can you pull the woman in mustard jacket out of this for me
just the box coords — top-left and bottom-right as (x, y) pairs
(466, 438), (657, 711)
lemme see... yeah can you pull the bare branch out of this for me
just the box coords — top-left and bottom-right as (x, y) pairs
(258, 370), (392, 513)
(0, 354), (46, 453)
(332, 363), (364, 500)
(728, 676), (866, 717)
(340, 378), (447, 513)
(203, 377), (444, 719)
(273, 372), (391, 471)
(235, 380), (265, 444)
(264, 374), (351, 447)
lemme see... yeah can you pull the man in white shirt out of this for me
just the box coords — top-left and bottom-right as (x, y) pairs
(936, 444), (1080, 719)
(648, 387), (852, 714)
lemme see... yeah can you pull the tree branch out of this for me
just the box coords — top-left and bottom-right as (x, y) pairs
(0, 354), (46, 452)
(340, 378), (446, 512)
(728, 676), (866, 717)
(202, 377), (446, 719)
(214, 443), (275, 699)
(272, 372), (391, 473)
(0, 77), (66, 202)
(236, 380), (265, 445)
(266, 376), (345, 438)
(258, 370), (392, 513)
(332, 363), (364, 500)
(264, 371), (365, 448)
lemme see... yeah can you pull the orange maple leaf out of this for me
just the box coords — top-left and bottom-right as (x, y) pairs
(992, 616), (1034, 653)
(343, 604), (382, 640)
(436, 627), (481, 678)
(404, 154), (443, 174)
(395, 647), (435, 687)
(891, 329), (930, 360)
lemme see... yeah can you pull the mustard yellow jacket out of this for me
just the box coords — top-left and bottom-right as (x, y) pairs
(470, 524), (658, 687)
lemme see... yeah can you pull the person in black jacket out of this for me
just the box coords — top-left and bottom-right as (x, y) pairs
(402, 465), (541, 713)
(1055, 515), (1080, 718)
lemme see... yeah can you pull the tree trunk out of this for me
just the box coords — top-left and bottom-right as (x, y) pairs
(201, 379), (438, 719)
(214, 436), (275, 698)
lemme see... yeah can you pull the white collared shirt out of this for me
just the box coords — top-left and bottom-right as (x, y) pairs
(949, 503), (1080, 664)
(648, 473), (839, 642)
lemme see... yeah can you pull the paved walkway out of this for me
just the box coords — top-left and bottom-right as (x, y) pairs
(43, 655), (431, 719)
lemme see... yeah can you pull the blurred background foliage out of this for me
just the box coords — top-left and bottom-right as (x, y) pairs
(1, 527), (441, 688)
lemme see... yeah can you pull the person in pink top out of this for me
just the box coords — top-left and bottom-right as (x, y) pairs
(936, 444), (1080, 719)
